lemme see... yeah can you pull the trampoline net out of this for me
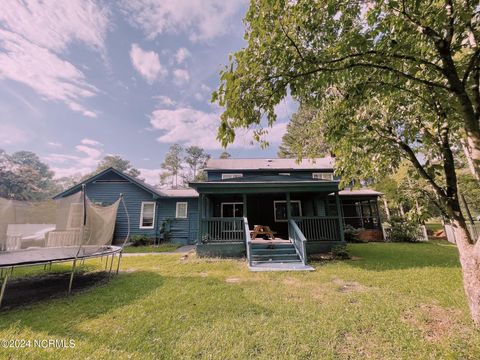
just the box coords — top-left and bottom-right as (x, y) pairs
(0, 191), (121, 267)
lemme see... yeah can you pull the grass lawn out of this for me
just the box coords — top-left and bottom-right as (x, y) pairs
(122, 243), (182, 253)
(1, 242), (479, 359)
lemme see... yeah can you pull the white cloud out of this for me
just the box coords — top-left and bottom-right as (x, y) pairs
(175, 47), (191, 63)
(173, 69), (190, 85)
(45, 139), (105, 178)
(149, 107), (286, 149)
(0, 0), (109, 117)
(81, 138), (103, 146)
(138, 168), (163, 185)
(130, 43), (166, 83)
(119, 0), (245, 42)
(0, 124), (29, 145)
(153, 95), (176, 107)
(47, 142), (62, 148)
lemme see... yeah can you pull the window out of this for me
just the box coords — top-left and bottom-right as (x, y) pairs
(176, 202), (188, 218)
(312, 172), (334, 180)
(221, 173), (243, 180)
(140, 202), (156, 229)
(274, 200), (302, 222)
(221, 202), (243, 218)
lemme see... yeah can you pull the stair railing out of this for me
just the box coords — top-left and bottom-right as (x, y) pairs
(288, 219), (307, 265)
(243, 217), (252, 267)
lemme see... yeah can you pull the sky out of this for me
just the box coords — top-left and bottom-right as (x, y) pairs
(0, 0), (297, 185)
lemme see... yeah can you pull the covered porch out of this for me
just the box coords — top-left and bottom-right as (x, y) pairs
(190, 176), (345, 265)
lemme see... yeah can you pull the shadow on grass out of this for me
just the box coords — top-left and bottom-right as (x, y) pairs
(0, 271), (269, 357)
(344, 242), (460, 271)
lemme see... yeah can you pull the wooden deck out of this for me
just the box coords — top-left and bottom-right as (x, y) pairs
(251, 238), (290, 244)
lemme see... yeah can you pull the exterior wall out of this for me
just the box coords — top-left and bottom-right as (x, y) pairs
(206, 169), (337, 181)
(156, 198), (199, 245)
(84, 177), (158, 242)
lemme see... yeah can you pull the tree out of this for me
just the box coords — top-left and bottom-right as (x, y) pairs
(161, 144), (184, 188)
(91, 155), (141, 178)
(212, 1), (480, 324)
(0, 149), (59, 200)
(277, 105), (329, 158)
(183, 146), (210, 182)
(219, 151), (231, 159)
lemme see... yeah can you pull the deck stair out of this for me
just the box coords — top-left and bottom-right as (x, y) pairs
(249, 242), (314, 271)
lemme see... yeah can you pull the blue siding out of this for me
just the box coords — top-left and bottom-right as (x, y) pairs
(207, 170), (338, 181)
(85, 180), (158, 242)
(156, 198), (199, 245)
(59, 170), (200, 245)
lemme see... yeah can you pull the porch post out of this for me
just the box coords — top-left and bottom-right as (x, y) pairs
(242, 194), (247, 218)
(286, 192), (292, 220)
(335, 191), (345, 242)
(198, 194), (204, 244)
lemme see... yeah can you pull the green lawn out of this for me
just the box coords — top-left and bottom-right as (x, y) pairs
(1, 242), (479, 359)
(122, 243), (182, 253)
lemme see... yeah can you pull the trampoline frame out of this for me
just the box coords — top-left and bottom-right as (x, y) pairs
(0, 190), (131, 308)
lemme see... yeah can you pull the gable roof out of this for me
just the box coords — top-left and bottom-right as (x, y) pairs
(53, 167), (164, 199)
(158, 188), (199, 197)
(205, 157), (335, 171)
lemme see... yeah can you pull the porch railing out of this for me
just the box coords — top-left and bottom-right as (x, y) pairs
(200, 217), (244, 243)
(244, 217), (252, 266)
(293, 216), (340, 241)
(288, 219), (307, 265)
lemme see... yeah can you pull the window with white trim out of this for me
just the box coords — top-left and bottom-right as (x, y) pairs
(312, 172), (334, 180)
(221, 173), (243, 180)
(140, 202), (156, 229)
(274, 200), (302, 222)
(175, 202), (188, 218)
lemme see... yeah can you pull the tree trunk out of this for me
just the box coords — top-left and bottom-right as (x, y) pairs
(451, 218), (480, 325)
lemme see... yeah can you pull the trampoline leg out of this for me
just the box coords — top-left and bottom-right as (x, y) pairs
(108, 254), (115, 277)
(10, 267), (13, 276)
(116, 253), (123, 275)
(0, 273), (9, 308)
(104, 255), (109, 271)
(49, 262), (52, 270)
(68, 259), (77, 295)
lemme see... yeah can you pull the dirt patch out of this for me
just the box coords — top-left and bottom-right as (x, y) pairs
(225, 277), (241, 284)
(0, 271), (110, 310)
(332, 277), (368, 293)
(402, 304), (464, 342)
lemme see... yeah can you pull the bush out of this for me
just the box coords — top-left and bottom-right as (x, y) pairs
(331, 244), (350, 259)
(130, 234), (154, 247)
(344, 224), (365, 242)
(386, 216), (419, 242)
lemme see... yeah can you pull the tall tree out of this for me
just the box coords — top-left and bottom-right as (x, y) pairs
(184, 146), (210, 182)
(213, 1), (480, 324)
(219, 151), (231, 159)
(0, 149), (58, 200)
(92, 155), (141, 178)
(277, 105), (329, 158)
(161, 144), (184, 188)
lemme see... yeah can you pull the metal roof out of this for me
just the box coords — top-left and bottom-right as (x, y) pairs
(205, 157), (335, 171)
(158, 188), (199, 197)
(338, 189), (383, 196)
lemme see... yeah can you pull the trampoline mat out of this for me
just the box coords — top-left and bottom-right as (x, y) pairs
(0, 246), (122, 268)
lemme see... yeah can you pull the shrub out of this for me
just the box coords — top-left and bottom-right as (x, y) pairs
(386, 216), (419, 242)
(344, 224), (365, 242)
(331, 244), (350, 259)
(130, 234), (154, 247)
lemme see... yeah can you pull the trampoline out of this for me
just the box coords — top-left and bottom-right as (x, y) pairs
(0, 187), (130, 306)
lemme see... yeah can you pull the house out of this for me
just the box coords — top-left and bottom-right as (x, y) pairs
(54, 158), (383, 268)
(53, 168), (200, 245)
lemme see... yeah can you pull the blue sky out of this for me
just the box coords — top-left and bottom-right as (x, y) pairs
(0, 0), (297, 184)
